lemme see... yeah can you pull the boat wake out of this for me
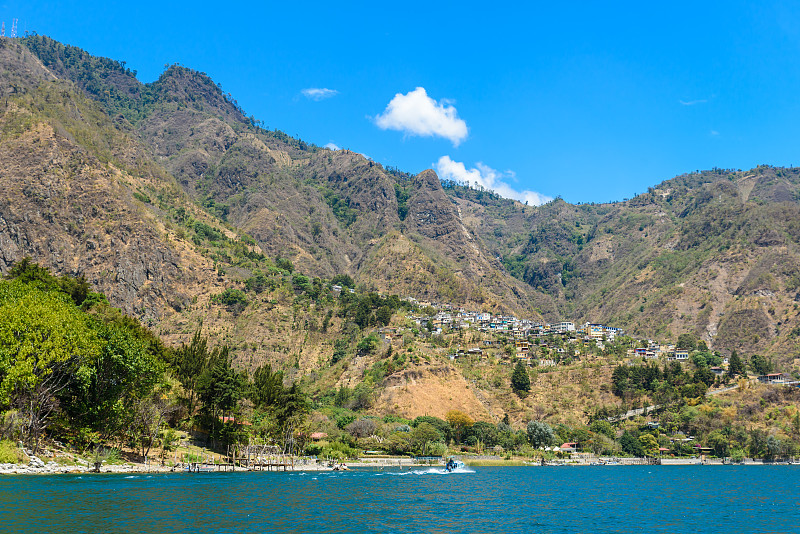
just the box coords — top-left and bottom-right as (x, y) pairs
(384, 467), (475, 476)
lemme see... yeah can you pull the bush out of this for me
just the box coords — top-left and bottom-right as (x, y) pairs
(0, 439), (23, 464)
(357, 334), (381, 354)
(320, 440), (359, 460)
(213, 288), (248, 307)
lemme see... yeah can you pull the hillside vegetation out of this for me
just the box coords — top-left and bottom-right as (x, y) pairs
(0, 35), (800, 464)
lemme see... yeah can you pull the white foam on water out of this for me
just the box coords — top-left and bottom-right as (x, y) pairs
(383, 467), (475, 476)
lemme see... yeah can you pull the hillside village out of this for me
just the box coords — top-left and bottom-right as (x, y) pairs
(331, 285), (799, 386)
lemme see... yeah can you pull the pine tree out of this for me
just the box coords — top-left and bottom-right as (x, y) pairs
(727, 350), (745, 378)
(511, 360), (531, 395)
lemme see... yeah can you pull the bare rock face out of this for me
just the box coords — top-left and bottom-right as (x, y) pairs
(406, 169), (463, 242)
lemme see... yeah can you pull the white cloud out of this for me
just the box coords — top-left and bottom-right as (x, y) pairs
(435, 156), (553, 206)
(301, 88), (339, 101)
(374, 87), (468, 146)
(324, 142), (341, 150)
(679, 99), (707, 106)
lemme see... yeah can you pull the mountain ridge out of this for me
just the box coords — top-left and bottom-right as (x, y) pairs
(2, 34), (800, 379)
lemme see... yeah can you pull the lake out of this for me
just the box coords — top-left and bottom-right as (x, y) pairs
(1, 465), (798, 533)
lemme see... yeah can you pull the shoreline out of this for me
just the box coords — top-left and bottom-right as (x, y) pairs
(3, 457), (798, 476)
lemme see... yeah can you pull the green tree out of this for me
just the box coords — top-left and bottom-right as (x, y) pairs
(251, 364), (285, 410)
(61, 318), (164, 440)
(173, 329), (211, 415)
(526, 420), (555, 448)
(375, 306), (393, 326)
(275, 257), (294, 272)
(357, 334), (381, 354)
(694, 366), (715, 386)
(410, 422), (443, 455)
(749, 354), (773, 376)
(197, 346), (246, 440)
(511, 360), (531, 395)
(0, 284), (100, 453)
(620, 431), (645, 457)
(748, 429), (767, 458)
(707, 430), (729, 457)
(331, 274), (354, 288)
(412, 416), (452, 442)
(638, 433), (658, 455)
(332, 338), (348, 364)
(727, 350), (745, 378)
(589, 420), (615, 439)
(676, 333), (697, 351)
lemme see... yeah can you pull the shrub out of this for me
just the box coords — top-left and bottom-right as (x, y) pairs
(0, 439), (23, 464)
(213, 288), (248, 307)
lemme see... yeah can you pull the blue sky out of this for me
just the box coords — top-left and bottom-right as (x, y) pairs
(4, 1), (800, 204)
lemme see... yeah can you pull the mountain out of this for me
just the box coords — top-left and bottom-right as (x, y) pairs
(13, 35), (541, 316)
(447, 166), (800, 368)
(2, 33), (800, 415)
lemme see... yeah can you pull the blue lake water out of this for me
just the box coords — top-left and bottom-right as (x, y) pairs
(1, 466), (798, 533)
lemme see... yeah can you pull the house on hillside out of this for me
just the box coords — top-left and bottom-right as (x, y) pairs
(586, 323), (605, 340)
(559, 442), (578, 453)
(668, 349), (689, 361)
(758, 373), (789, 384)
(378, 327), (397, 343)
(554, 321), (575, 333)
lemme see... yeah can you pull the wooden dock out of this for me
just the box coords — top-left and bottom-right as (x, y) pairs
(233, 444), (294, 471)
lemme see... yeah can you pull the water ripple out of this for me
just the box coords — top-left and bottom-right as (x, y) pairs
(0, 466), (798, 533)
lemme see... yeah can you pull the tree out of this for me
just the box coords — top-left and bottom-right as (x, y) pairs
(331, 274), (354, 288)
(749, 354), (773, 376)
(275, 257), (294, 272)
(589, 420), (615, 439)
(707, 430), (729, 458)
(412, 416), (452, 442)
(0, 285), (100, 453)
(676, 333), (696, 351)
(356, 334), (380, 354)
(197, 346), (246, 442)
(251, 364), (285, 410)
(694, 366), (715, 386)
(511, 360), (530, 395)
(410, 422), (443, 455)
(332, 338), (348, 364)
(129, 386), (175, 460)
(445, 410), (474, 443)
(748, 429), (767, 458)
(611, 365), (630, 397)
(346, 418), (377, 439)
(526, 420), (555, 448)
(638, 433), (658, 455)
(620, 431), (645, 457)
(61, 318), (165, 440)
(375, 306), (393, 327)
(173, 329), (211, 415)
(727, 350), (745, 378)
